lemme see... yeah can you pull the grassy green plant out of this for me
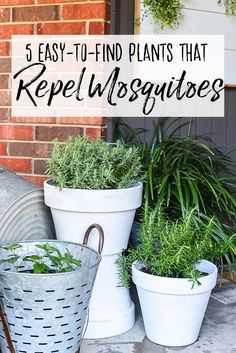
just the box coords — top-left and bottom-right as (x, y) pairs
(142, 0), (236, 29)
(147, 134), (236, 220)
(114, 118), (236, 265)
(118, 208), (236, 288)
(0, 243), (81, 274)
(46, 135), (143, 190)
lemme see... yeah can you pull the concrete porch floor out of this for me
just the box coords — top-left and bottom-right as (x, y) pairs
(81, 298), (236, 353)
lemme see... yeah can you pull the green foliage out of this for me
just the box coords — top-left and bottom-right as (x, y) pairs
(114, 118), (236, 266)
(146, 134), (236, 222)
(3, 244), (22, 251)
(142, 0), (236, 29)
(218, 0), (236, 14)
(46, 135), (143, 190)
(118, 208), (236, 288)
(0, 243), (81, 274)
(143, 0), (183, 29)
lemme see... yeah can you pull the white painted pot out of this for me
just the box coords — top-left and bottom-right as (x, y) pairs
(44, 181), (143, 338)
(132, 260), (217, 347)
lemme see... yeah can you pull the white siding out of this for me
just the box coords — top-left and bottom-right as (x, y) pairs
(139, 0), (236, 84)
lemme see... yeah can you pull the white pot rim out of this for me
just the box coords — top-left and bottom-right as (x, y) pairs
(132, 260), (218, 295)
(44, 179), (142, 193)
(44, 180), (143, 212)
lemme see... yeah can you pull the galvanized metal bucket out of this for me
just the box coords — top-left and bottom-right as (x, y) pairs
(0, 224), (104, 353)
(0, 167), (55, 243)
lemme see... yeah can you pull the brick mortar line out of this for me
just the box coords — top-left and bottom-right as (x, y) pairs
(85, 20), (89, 33)
(86, 125), (107, 129)
(33, 157), (49, 159)
(0, 135), (107, 142)
(0, 155), (33, 159)
(0, 156), (50, 161)
(6, 140), (9, 154)
(9, 6), (12, 22)
(0, 139), (54, 143)
(0, 18), (106, 24)
(1, 139), (104, 143)
(0, 1), (107, 8)
(32, 124), (36, 139)
(0, 131), (106, 142)
(59, 3), (62, 19)
(0, 23), (108, 51)
(18, 172), (46, 177)
(0, 123), (106, 127)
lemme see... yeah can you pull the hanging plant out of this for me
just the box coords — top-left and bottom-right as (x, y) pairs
(218, 0), (236, 14)
(143, 0), (236, 30)
(142, 0), (183, 29)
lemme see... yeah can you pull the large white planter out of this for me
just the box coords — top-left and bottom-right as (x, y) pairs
(44, 180), (143, 338)
(132, 260), (217, 347)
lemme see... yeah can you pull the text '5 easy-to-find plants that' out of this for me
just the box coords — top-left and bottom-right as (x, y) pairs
(0, 243), (81, 274)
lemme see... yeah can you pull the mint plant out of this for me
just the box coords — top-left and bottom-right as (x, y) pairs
(0, 243), (81, 274)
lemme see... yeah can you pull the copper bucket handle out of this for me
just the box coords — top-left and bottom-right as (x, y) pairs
(0, 304), (15, 353)
(83, 224), (104, 254)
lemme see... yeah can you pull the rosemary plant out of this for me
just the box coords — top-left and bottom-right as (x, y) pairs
(46, 135), (143, 190)
(118, 208), (236, 288)
(114, 118), (236, 267)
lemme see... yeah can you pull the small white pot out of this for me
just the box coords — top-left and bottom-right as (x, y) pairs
(44, 181), (143, 338)
(132, 260), (217, 347)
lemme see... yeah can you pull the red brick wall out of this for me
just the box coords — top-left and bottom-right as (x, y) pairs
(0, 0), (109, 185)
